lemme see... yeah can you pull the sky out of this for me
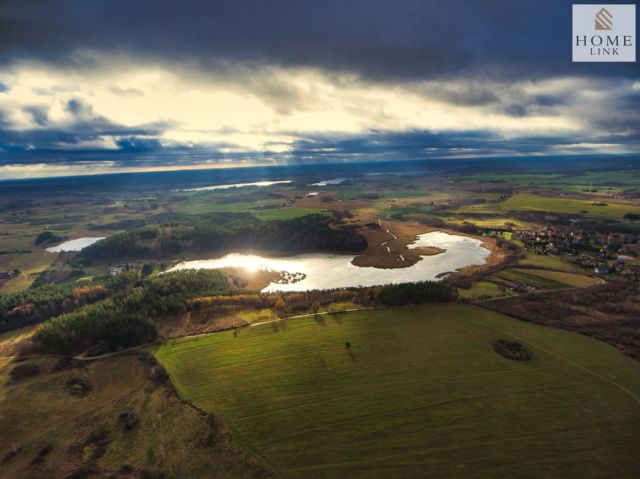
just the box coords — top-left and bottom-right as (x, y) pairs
(0, 0), (638, 179)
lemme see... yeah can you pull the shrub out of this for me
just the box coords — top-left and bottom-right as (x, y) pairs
(150, 365), (170, 385)
(493, 339), (532, 361)
(9, 363), (40, 381)
(35, 231), (62, 246)
(65, 378), (92, 397)
(118, 411), (140, 431)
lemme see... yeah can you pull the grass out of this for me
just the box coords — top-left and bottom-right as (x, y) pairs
(517, 253), (581, 273)
(0, 355), (264, 478)
(156, 304), (640, 478)
(254, 208), (330, 221)
(457, 280), (507, 299)
(517, 269), (600, 288)
(0, 250), (54, 294)
(235, 308), (280, 325)
(500, 194), (640, 220)
(0, 325), (37, 356)
(496, 268), (599, 290)
(446, 216), (536, 230)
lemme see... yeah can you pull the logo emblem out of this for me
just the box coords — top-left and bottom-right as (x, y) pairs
(573, 4), (635, 62)
(595, 8), (612, 30)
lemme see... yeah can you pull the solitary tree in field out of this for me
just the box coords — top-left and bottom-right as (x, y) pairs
(274, 298), (288, 318)
(311, 301), (320, 317)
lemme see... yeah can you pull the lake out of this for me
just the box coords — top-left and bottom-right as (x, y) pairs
(46, 237), (106, 253)
(311, 178), (347, 186)
(168, 231), (489, 292)
(175, 180), (292, 192)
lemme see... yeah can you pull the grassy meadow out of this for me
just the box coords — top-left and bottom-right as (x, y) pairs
(501, 194), (640, 219)
(157, 304), (640, 478)
(494, 268), (599, 290)
(0, 354), (266, 479)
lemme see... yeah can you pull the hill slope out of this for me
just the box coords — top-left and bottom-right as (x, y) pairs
(157, 304), (640, 478)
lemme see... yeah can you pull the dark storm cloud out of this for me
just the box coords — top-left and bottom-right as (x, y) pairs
(0, 0), (636, 81)
(0, 0), (637, 178)
(289, 130), (640, 162)
(0, 110), (168, 153)
(591, 89), (640, 135)
(1, 128), (637, 171)
(501, 91), (575, 118)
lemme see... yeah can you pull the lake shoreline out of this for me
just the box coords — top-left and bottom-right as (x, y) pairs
(168, 231), (492, 293)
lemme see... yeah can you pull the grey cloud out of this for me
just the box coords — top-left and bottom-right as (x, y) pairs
(23, 106), (49, 126)
(0, 0), (637, 82)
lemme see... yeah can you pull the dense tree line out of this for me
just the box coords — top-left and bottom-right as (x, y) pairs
(71, 213), (367, 266)
(35, 231), (63, 246)
(0, 273), (137, 333)
(373, 281), (457, 305)
(34, 270), (228, 354)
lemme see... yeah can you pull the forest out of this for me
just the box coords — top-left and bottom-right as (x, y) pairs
(34, 269), (228, 354)
(0, 273), (137, 333)
(72, 213), (367, 265)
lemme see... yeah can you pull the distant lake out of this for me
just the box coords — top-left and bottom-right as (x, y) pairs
(175, 180), (292, 192)
(46, 237), (106, 253)
(311, 178), (347, 186)
(168, 231), (489, 292)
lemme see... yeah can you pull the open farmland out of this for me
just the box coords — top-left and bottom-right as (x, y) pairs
(500, 194), (640, 219)
(157, 304), (640, 479)
(494, 268), (600, 290)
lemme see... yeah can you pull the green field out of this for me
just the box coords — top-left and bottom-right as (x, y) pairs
(457, 280), (507, 299)
(495, 268), (599, 290)
(500, 194), (640, 219)
(517, 253), (580, 272)
(157, 304), (640, 478)
(254, 208), (331, 221)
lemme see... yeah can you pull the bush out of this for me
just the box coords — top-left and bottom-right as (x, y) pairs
(9, 363), (40, 381)
(493, 339), (532, 361)
(31, 443), (53, 465)
(150, 365), (170, 385)
(65, 378), (92, 397)
(118, 411), (140, 431)
(35, 231), (62, 246)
